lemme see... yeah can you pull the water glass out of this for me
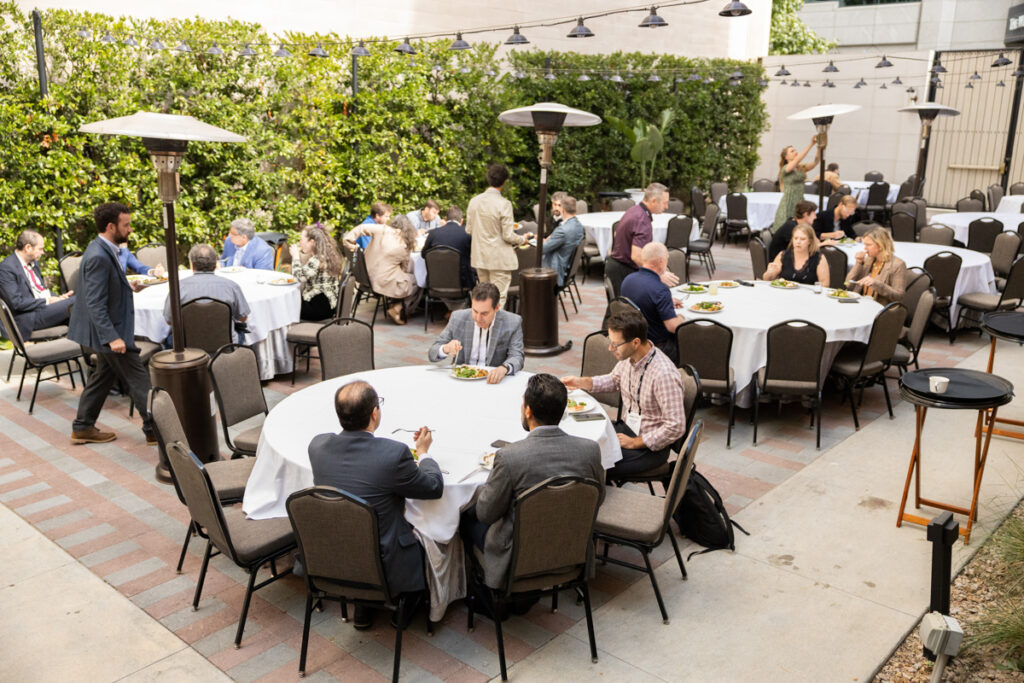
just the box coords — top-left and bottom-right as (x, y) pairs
(814, 281), (822, 294)
(708, 282), (719, 295)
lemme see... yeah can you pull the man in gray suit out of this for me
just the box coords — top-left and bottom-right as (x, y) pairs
(69, 202), (154, 445)
(427, 282), (524, 384)
(308, 380), (443, 629)
(461, 373), (605, 590)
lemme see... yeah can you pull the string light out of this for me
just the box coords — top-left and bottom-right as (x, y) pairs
(308, 42), (328, 58)
(206, 42), (224, 55)
(875, 55), (893, 68)
(992, 53), (1012, 67)
(100, 31), (115, 43)
(774, 65), (790, 77)
(504, 26), (529, 45)
(639, 7), (669, 28)
(351, 41), (370, 57)
(123, 35), (138, 47)
(823, 60), (838, 73)
(969, 70), (981, 81)
(578, 73), (590, 81)
(891, 76), (902, 85)
(719, 1), (752, 17)
(996, 80), (1006, 87)
(449, 33), (471, 50)
(567, 17), (595, 38)
(149, 38), (165, 51)
(648, 73), (662, 82)
(931, 58), (946, 73)
(175, 40), (190, 53)
(395, 38), (415, 55)
(239, 43), (257, 56)
(273, 44), (292, 57)
(75, 27), (91, 38)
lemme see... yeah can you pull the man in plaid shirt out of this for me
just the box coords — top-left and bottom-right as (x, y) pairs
(563, 310), (686, 479)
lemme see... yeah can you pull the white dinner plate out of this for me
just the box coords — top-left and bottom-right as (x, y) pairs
(566, 394), (596, 415)
(219, 266), (244, 273)
(770, 280), (799, 290)
(689, 302), (724, 314)
(451, 365), (489, 380)
(267, 278), (297, 286)
(826, 289), (860, 300)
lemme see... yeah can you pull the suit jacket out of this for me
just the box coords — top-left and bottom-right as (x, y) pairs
(541, 216), (584, 286)
(846, 255), (907, 305)
(0, 253), (46, 338)
(220, 236), (275, 271)
(427, 308), (524, 373)
(474, 426), (605, 588)
(466, 187), (526, 271)
(423, 221), (474, 288)
(68, 236), (138, 351)
(308, 430), (444, 595)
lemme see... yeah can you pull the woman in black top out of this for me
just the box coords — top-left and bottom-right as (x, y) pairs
(763, 223), (831, 285)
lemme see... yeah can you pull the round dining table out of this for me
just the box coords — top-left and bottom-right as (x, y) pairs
(930, 212), (1022, 245)
(845, 180), (899, 206)
(835, 242), (994, 324)
(674, 281), (883, 407)
(133, 268), (301, 380)
(716, 192), (820, 231)
(576, 211), (697, 260)
(995, 195), (1024, 213)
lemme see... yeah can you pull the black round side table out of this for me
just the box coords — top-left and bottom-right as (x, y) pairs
(980, 311), (1024, 442)
(897, 367), (1014, 544)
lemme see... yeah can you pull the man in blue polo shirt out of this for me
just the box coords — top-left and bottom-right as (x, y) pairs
(620, 242), (686, 364)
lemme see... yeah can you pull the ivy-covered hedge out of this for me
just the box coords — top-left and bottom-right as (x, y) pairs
(0, 3), (767, 275)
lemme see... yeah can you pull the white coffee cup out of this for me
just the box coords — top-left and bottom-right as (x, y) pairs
(929, 375), (950, 393)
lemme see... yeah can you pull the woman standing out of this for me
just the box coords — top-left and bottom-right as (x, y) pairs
(343, 214), (421, 325)
(846, 228), (907, 304)
(290, 224), (344, 321)
(762, 223), (830, 286)
(772, 137), (819, 231)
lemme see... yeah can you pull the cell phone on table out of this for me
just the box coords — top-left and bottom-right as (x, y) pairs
(490, 439), (511, 449)
(572, 413), (606, 422)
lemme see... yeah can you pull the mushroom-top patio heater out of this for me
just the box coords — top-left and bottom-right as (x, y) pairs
(787, 104), (860, 212)
(898, 104), (960, 198)
(79, 112), (246, 482)
(497, 102), (601, 355)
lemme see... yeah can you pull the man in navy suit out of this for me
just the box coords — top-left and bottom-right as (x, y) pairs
(308, 380), (443, 628)
(422, 205), (474, 290)
(0, 229), (74, 339)
(219, 218), (275, 270)
(68, 202), (154, 445)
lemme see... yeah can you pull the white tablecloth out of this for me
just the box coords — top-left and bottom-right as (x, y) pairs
(133, 268), (301, 380)
(995, 196), (1024, 213)
(931, 213), (1022, 245)
(576, 212), (697, 260)
(845, 180), (899, 206)
(675, 282), (882, 407)
(836, 242), (995, 323)
(716, 192), (821, 231)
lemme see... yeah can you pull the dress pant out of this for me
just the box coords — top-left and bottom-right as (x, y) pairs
(23, 296), (75, 337)
(73, 348), (154, 434)
(606, 421), (670, 479)
(475, 268), (512, 309)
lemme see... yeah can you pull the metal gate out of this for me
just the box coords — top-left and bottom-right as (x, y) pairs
(924, 49), (1024, 208)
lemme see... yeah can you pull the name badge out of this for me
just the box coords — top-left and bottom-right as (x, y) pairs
(625, 411), (642, 436)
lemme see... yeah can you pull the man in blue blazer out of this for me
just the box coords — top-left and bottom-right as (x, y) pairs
(68, 202), (154, 445)
(219, 218), (275, 270)
(308, 380), (443, 628)
(427, 282), (524, 384)
(0, 229), (74, 339)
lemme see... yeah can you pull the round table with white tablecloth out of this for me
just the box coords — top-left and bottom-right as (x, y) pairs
(716, 192), (821, 232)
(576, 211), (697, 260)
(675, 281), (883, 407)
(132, 268), (301, 380)
(835, 242), (995, 324)
(995, 196), (1024, 213)
(929, 212), (1022, 245)
(845, 180), (899, 206)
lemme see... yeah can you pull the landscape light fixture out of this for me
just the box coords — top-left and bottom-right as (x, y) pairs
(855, 78), (867, 87)
(880, 82), (888, 89)
(791, 80), (800, 87)
(719, 1), (752, 17)
(899, 103), (959, 197)
(823, 60), (839, 73)
(965, 82), (973, 89)
(757, 78), (768, 87)
(775, 65), (790, 77)
(992, 53), (1012, 68)
(997, 80), (1006, 87)
(395, 38), (416, 55)
(804, 80), (811, 87)
(639, 7), (669, 28)
(449, 33), (471, 50)
(876, 55), (893, 68)
(352, 41), (370, 57)
(497, 102), (600, 356)
(788, 103), (861, 212)
(853, 81), (862, 89)
(273, 44), (292, 58)
(567, 18), (594, 38)
(308, 42), (328, 58)
(505, 26), (529, 45)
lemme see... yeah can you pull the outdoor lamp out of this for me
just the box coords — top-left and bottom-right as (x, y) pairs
(567, 18), (594, 38)
(899, 103), (959, 198)
(505, 27), (529, 46)
(876, 55), (893, 68)
(449, 33), (471, 50)
(719, 1), (752, 17)
(497, 102), (600, 355)
(992, 53), (1012, 68)
(639, 8), (669, 28)
(787, 103), (861, 212)
(79, 112), (246, 481)
(395, 38), (415, 55)
(351, 41), (370, 57)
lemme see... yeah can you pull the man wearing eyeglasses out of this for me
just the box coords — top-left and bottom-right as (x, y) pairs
(562, 309), (685, 481)
(308, 380), (443, 630)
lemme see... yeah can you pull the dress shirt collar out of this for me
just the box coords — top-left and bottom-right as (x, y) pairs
(15, 251), (32, 269)
(98, 235), (122, 257)
(629, 344), (657, 368)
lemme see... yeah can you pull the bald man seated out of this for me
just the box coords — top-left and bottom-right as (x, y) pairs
(619, 242), (686, 364)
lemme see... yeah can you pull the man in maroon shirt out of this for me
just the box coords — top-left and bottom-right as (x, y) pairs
(605, 183), (673, 297)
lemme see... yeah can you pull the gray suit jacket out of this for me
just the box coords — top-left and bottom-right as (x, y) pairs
(427, 308), (524, 374)
(308, 430), (444, 595)
(474, 426), (605, 589)
(68, 236), (138, 351)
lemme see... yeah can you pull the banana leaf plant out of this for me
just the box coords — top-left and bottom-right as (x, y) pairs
(606, 108), (675, 189)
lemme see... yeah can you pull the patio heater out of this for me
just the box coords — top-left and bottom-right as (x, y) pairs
(898, 104), (959, 198)
(497, 102), (601, 355)
(787, 104), (860, 213)
(79, 112), (246, 482)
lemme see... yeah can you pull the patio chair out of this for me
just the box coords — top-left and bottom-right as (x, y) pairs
(891, 211), (916, 242)
(954, 256), (1024, 339)
(689, 186), (707, 222)
(350, 247), (386, 327)
(677, 318), (736, 444)
(919, 225), (955, 246)
(317, 317), (374, 380)
(749, 235), (768, 280)
(970, 189), (987, 210)
(1010, 181), (1024, 195)
(864, 171), (884, 182)
(208, 344), (268, 458)
(752, 178), (776, 192)
(991, 232), (1022, 291)
(581, 330), (621, 416)
(58, 251), (82, 294)
(988, 184), (1004, 212)
(423, 246), (470, 329)
(922, 250), (962, 341)
(134, 243), (168, 271)
(710, 181), (729, 207)
(900, 267), (933, 330)
(666, 197), (685, 214)
(753, 320), (827, 449)
(256, 231), (288, 269)
(723, 193), (751, 245)
(893, 289), (935, 373)
(955, 196), (983, 213)
(667, 249), (688, 283)
(555, 243), (584, 321)
(181, 297), (233, 355)
(966, 218), (1003, 253)
(687, 203), (717, 278)
(609, 296), (640, 320)
(664, 215), (693, 251)
(818, 245), (847, 289)
(864, 182), (891, 222)
(611, 198), (635, 212)
(852, 221), (884, 238)
(286, 277), (353, 384)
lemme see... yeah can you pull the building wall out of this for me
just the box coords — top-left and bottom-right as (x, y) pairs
(16, 0), (773, 60)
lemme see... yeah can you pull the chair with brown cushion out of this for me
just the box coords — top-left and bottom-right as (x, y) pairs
(911, 198), (928, 230)
(828, 302), (906, 429)
(955, 196), (984, 213)
(891, 211), (917, 242)
(753, 320), (827, 448)
(991, 232), (1022, 291)
(988, 184), (1005, 212)
(664, 215), (693, 251)
(967, 218), (1004, 254)
(58, 252), (82, 293)
(208, 344), (268, 458)
(149, 388), (256, 573)
(893, 289), (935, 373)
(3, 322), (69, 383)
(0, 299), (85, 414)
(710, 182), (729, 207)
(286, 277), (353, 384)
(165, 441), (295, 649)
(678, 319), (736, 445)
(687, 203), (717, 278)
(181, 297), (233, 356)
(576, 199), (589, 215)
(954, 256), (1024, 338)
(467, 476), (603, 680)
(922, 250), (962, 341)
(593, 421), (704, 624)
(134, 243), (168, 271)
(826, 191), (844, 215)
(317, 317), (374, 380)
(818, 245), (847, 289)
(610, 198), (635, 212)
(609, 296), (640, 321)
(752, 178), (776, 192)
(581, 330), (621, 419)
(423, 246), (470, 330)
(1010, 181), (1024, 195)
(749, 235), (768, 280)
(666, 197), (685, 214)
(287, 486), (417, 681)
(919, 224), (955, 246)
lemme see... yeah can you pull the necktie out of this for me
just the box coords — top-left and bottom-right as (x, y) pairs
(25, 264), (44, 292)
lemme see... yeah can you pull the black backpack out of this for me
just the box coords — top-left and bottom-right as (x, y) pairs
(673, 468), (749, 560)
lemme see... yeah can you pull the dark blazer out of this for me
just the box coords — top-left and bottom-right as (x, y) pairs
(68, 236), (138, 351)
(474, 426), (605, 588)
(423, 221), (474, 288)
(308, 430), (444, 595)
(0, 253), (45, 338)
(427, 308), (525, 374)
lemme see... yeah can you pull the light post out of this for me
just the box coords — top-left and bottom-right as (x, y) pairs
(497, 102), (600, 355)
(79, 112), (246, 482)
(787, 104), (860, 212)
(898, 104), (960, 198)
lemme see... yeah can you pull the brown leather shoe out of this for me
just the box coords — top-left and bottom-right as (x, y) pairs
(71, 427), (117, 445)
(145, 432), (159, 446)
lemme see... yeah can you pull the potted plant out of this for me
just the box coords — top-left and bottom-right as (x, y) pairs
(607, 108), (675, 198)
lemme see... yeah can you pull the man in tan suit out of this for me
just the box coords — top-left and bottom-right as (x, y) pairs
(465, 164), (533, 308)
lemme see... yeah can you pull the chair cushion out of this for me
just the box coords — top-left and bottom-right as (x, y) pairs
(232, 424), (263, 453)
(583, 245), (601, 257)
(957, 292), (1001, 310)
(698, 368), (734, 395)
(756, 367), (818, 395)
(29, 325), (67, 341)
(891, 345), (911, 366)
(688, 240), (710, 251)
(829, 345), (885, 378)
(222, 506), (295, 565)
(136, 339), (162, 364)
(206, 458), (256, 502)
(594, 486), (665, 545)
(286, 321), (322, 345)
(25, 337), (83, 364)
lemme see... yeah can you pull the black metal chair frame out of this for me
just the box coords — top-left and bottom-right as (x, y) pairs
(723, 193), (751, 245)
(753, 320), (826, 449)
(317, 316), (375, 381)
(289, 276), (351, 384)
(678, 319), (737, 446)
(422, 246), (471, 330)
(831, 303), (905, 429)
(350, 247), (385, 327)
(922, 250), (963, 343)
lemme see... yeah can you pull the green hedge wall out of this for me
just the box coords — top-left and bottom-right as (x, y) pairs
(0, 3), (767, 276)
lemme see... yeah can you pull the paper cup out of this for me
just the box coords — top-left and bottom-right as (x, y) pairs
(929, 375), (949, 394)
